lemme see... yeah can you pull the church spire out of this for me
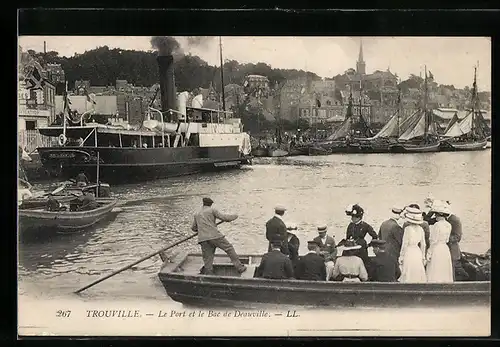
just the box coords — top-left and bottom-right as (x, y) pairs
(358, 39), (364, 63)
(356, 39), (366, 75)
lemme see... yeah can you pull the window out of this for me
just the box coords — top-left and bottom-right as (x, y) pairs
(326, 100), (332, 106)
(25, 120), (36, 130)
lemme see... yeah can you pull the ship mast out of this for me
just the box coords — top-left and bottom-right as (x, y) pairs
(219, 36), (226, 112)
(471, 66), (477, 137)
(423, 65), (428, 141)
(397, 85), (402, 137)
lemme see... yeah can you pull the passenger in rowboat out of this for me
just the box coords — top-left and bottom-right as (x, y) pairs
(398, 207), (427, 283)
(424, 199), (468, 281)
(403, 204), (430, 255)
(76, 192), (99, 211)
(285, 224), (300, 265)
(294, 240), (327, 281)
(378, 206), (404, 241)
(265, 205), (289, 257)
(312, 224), (337, 281)
(191, 197), (247, 276)
(331, 238), (368, 282)
(425, 200), (454, 283)
(46, 195), (67, 211)
(343, 204), (378, 268)
(254, 239), (295, 280)
(75, 171), (90, 188)
(366, 239), (400, 282)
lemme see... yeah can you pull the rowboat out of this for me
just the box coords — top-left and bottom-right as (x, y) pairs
(389, 142), (441, 153)
(158, 252), (490, 308)
(19, 197), (118, 232)
(267, 148), (288, 157)
(251, 146), (268, 157)
(439, 139), (488, 152)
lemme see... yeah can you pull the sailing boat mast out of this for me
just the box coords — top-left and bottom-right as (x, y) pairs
(219, 36), (226, 112)
(397, 86), (402, 137)
(423, 65), (428, 140)
(471, 66), (477, 137)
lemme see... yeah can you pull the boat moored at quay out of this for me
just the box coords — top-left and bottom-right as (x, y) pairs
(36, 53), (252, 184)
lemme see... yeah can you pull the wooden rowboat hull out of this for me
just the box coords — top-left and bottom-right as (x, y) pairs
(19, 198), (118, 232)
(158, 253), (490, 308)
(440, 139), (488, 151)
(267, 149), (288, 157)
(389, 142), (441, 153)
(251, 148), (268, 157)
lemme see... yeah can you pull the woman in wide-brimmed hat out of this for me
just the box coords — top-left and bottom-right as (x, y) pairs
(331, 238), (368, 282)
(398, 207), (427, 283)
(426, 200), (454, 283)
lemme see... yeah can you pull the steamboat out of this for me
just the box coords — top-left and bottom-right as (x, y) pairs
(36, 44), (252, 184)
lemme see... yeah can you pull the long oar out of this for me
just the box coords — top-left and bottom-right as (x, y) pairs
(74, 221), (224, 294)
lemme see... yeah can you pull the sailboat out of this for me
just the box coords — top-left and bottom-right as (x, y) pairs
(360, 87), (420, 153)
(389, 67), (440, 153)
(308, 86), (372, 155)
(439, 67), (489, 151)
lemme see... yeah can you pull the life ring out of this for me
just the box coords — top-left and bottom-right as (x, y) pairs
(58, 133), (67, 146)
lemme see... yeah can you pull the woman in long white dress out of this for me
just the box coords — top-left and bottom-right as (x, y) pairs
(426, 200), (454, 282)
(398, 207), (427, 283)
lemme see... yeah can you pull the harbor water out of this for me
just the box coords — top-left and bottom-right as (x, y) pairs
(18, 150), (491, 336)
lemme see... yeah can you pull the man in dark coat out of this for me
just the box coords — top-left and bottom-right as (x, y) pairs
(313, 224), (337, 280)
(265, 205), (289, 255)
(367, 239), (401, 282)
(446, 210), (468, 281)
(254, 240), (295, 279)
(295, 240), (327, 281)
(344, 204), (378, 267)
(378, 206), (403, 241)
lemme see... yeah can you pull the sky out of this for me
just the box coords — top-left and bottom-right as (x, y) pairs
(18, 36), (491, 91)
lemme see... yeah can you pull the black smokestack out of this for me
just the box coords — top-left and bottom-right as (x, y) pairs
(156, 55), (177, 113)
(151, 37), (180, 113)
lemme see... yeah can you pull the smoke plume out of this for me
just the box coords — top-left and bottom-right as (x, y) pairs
(186, 36), (215, 49)
(150, 36), (183, 56)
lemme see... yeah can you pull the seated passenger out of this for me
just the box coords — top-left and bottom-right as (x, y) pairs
(294, 240), (327, 281)
(254, 239), (294, 279)
(75, 172), (89, 187)
(77, 192), (99, 211)
(46, 195), (67, 212)
(331, 238), (368, 282)
(367, 239), (401, 282)
(312, 224), (337, 281)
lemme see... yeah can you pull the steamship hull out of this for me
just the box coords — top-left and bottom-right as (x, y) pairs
(37, 146), (251, 184)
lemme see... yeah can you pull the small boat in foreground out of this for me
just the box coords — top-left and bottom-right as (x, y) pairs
(441, 139), (488, 151)
(19, 197), (118, 232)
(158, 252), (490, 308)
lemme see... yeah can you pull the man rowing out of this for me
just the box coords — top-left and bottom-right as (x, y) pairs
(191, 197), (247, 276)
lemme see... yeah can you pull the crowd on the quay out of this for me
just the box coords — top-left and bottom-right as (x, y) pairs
(191, 194), (470, 283)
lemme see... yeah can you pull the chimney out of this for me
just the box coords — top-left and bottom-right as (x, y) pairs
(156, 55), (177, 113)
